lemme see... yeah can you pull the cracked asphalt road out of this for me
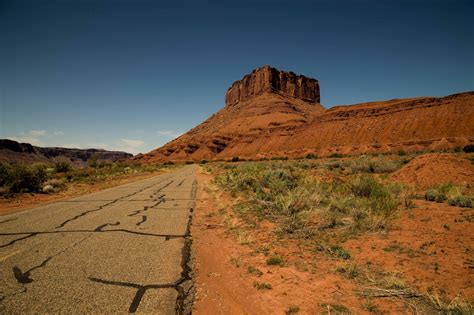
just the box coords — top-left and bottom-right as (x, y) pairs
(0, 165), (196, 314)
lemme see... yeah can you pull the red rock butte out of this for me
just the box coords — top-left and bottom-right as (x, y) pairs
(225, 65), (320, 106)
(135, 66), (474, 163)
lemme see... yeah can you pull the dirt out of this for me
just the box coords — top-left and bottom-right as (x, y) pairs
(192, 166), (473, 314)
(0, 171), (163, 215)
(345, 199), (474, 301)
(392, 153), (474, 189)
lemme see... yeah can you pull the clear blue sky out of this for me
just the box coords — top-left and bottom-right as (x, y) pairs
(1, 0), (472, 154)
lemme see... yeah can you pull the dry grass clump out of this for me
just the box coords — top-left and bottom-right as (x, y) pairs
(425, 183), (473, 208)
(213, 161), (402, 239)
(324, 155), (405, 174)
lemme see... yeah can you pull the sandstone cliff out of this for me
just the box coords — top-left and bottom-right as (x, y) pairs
(135, 66), (474, 163)
(0, 139), (133, 165)
(225, 65), (320, 106)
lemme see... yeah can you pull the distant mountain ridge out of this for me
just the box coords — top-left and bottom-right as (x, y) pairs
(134, 66), (474, 163)
(0, 139), (133, 165)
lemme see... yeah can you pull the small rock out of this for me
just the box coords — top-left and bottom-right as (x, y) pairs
(42, 185), (54, 194)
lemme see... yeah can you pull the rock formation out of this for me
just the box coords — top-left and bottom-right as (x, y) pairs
(134, 66), (474, 163)
(0, 139), (133, 165)
(225, 65), (320, 106)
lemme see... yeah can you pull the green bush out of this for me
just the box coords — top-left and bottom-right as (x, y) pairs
(266, 256), (284, 266)
(329, 153), (344, 158)
(55, 161), (72, 173)
(397, 149), (407, 156)
(435, 192), (447, 203)
(351, 176), (380, 198)
(0, 163), (48, 194)
(463, 144), (474, 153)
(425, 189), (437, 201)
(88, 154), (98, 168)
(448, 196), (473, 208)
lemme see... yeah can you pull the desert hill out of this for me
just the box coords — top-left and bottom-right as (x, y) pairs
(0, 139), (132, 165)
(135, 66), (474, 163)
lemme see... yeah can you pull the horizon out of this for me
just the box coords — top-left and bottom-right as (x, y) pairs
(1, 0), (473, 154)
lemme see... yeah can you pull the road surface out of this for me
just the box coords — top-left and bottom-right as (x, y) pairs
(0, 165), (196, 314)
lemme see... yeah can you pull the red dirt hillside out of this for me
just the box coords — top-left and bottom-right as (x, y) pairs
(135, 66), (474, 163)
(392, 153), (474, 189)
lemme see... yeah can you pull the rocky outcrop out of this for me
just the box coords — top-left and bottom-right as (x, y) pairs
(0, 139), (133, 165)
(225, 65), (320, 106)
(134, 65), (473, 163)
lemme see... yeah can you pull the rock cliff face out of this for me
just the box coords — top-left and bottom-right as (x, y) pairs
(134, 66), (474, 163)
(225, 65), (320, 106)
(0, 139), (133, 165)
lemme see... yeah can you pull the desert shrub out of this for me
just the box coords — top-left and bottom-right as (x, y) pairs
(329, 153), (344, 158)
(328, 245), (351, 260)
(163, 161), (174, 165)
(55, 160), (72, 173)
(351, 176), (380, 198)
(435, 192), (447, 203)
(448, 196), (473, 208)
(0, 163), (48, 194)
(266, 256), (284, 266)
(425, 189), (437, 201)
(214, 162), (400, 236)
(185, 160), (194, 164)
(397, 149), (407, 156)
(271, 156), (288, 161)
(453, 146), (462, 153)
(231, 157), (240, 162)
(285, 306), (300, 314)
(336, 263), (359, 279)
(200, 159), (209, 164)
(88, 154), (98, 168)
(463, 144), (474, 153)
(305, 153), (318, 159)
(425, 184), (472, 207)
(253, 281), (272, 290)
(46, 178), (66, 192)
(344, 156), (401, 174)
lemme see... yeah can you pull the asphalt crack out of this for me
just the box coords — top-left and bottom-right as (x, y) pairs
(0, 230), (186, 248)
(13, 257), (52, 284)
(0, 233), (38, 249)
(88, 277), (176, 313)
(136, 216), (147, 226)
(86, 202), (196, 313)
(0, 218), (17, 225)
(94, 222), (120, 232)
(56, 180), (174, 229)
(11, 233), (93, 284)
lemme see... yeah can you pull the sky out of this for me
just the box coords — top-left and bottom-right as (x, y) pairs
(0, 0), (473, 155)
